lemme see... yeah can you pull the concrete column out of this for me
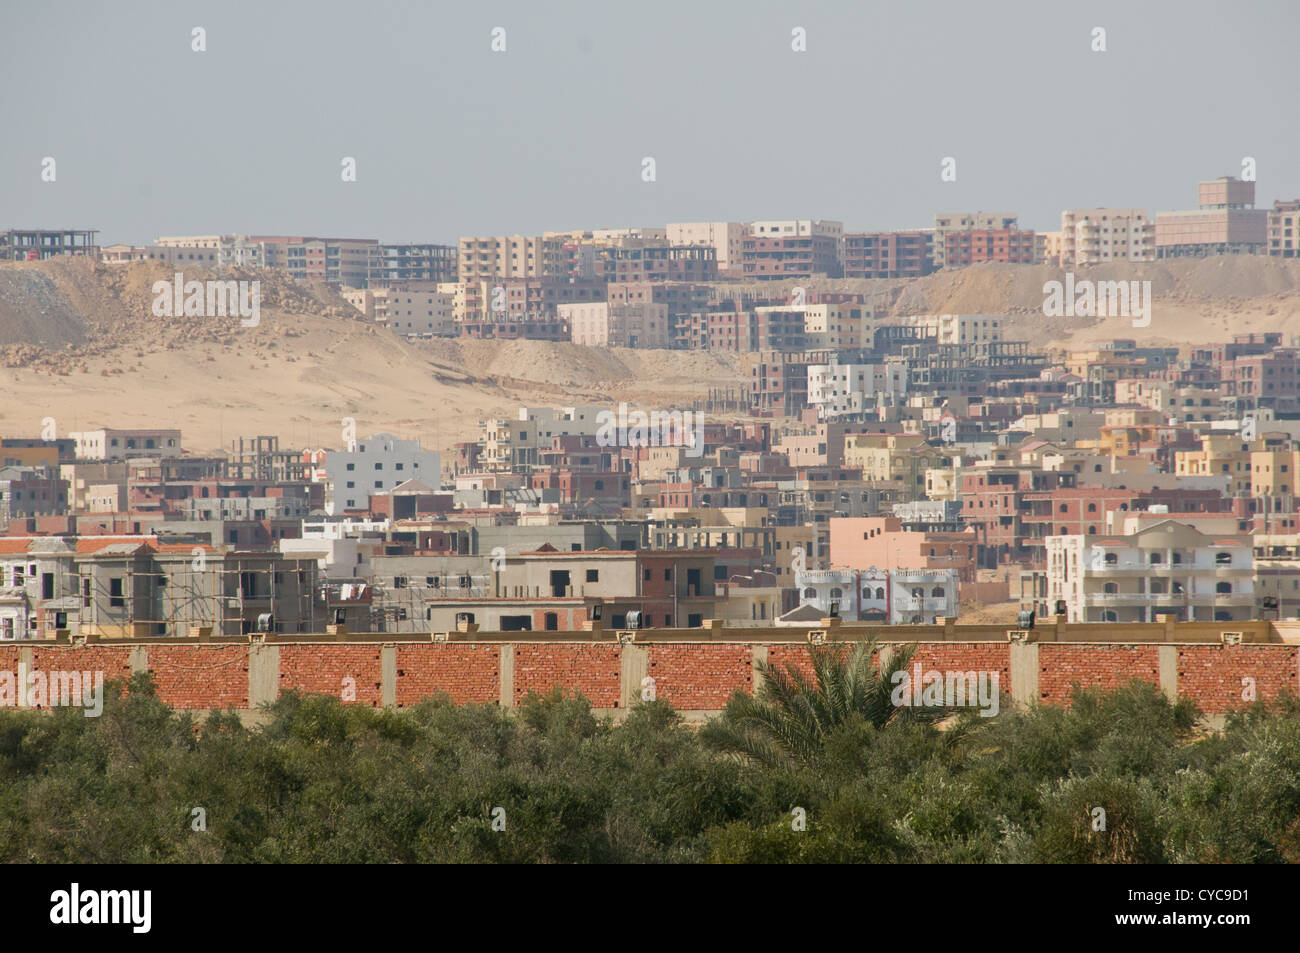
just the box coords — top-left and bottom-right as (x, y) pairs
(1008, 641), (1039, 710)
(380, 644), (396, 708)
(620, 643), (649, 709)
(1158, 644), (1178, 702)
(751, 644), (768, 695)
(248, 643), (280, 709)
(129, 645), (149, 675)
(17, 646), (32, 708)
(499, 643), (515, 708)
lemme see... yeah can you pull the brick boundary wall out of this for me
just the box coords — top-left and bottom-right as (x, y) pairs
(1, 634), (1297, 719)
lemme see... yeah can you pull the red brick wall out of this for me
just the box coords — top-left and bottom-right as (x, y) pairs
(909, 644), (1012, 698)
(279, 645), (383, 707)
(1177, 645), (1299, 714)
(1038, 644), (1160, 706)
(513, 644), (621, 707)
(396, 644), (499, 706)
(30, 646), (134, 694)
(148, 645), (249, 709)
(647, 644), (751, 709)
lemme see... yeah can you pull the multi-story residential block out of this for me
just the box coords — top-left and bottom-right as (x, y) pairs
(375, 285), (457, 336)
(593, 244), (717, 283)
(944, 228), (1036, 266)
(1155, 177), (1268, 258)
(742, 233), (843, 279)
(70, 429), (182, 462)
(1060, 208), (1155, 264)
(931, 213), (1017, 268)
(323, 434), (441, 514)
(457, 234), (568, 281)
(665, 222), (748, 275)
(807, 362), (908, 418)
(1044, 520), (1254, 622)
(829, 516), (979, 583)
(907, 314), (1002, 347)
(478, 407), (606, 472)
(561, 302), (670, 348)
(368, 243), (457, 287)
(842, 231), (933, 278)
(1267, 199), (1300, 258)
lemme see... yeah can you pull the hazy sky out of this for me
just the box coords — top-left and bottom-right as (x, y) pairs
(3, 0), (1297, 245)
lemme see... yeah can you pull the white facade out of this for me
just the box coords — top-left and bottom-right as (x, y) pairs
(561, 302), (668, 348)
(324, 433), (441, 514)
(665, 221), (748, 273)
(70, 429), (182, 461)
(479, 406), (606, 471)
(1045, 520), (1254, 623)
(795, 567), (959, 623)
(1060, 209), (1155, 265)
(378, 288), (456, 336)
(807, 363), (908, 418)
(906, 314), (1002, 346)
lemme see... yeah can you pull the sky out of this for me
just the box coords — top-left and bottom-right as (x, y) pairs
(2, 0), (1297, 245)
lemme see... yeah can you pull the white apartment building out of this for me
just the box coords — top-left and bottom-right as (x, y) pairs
(795, 567), (959, 623)
(907, 314), (1002, 346)
(666, 221), (748, 274)
(799, 302), (873, 350)
(1060, 209), (1155, 265)
(323, 433), (441, 514)
(1044, 520), (1254, 623)
(561, 302), (669, 348)
(70, 429), (182, 461)
(807, 363), (908, 418)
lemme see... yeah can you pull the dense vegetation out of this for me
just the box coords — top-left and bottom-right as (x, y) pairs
(2, 641), (1298, 863)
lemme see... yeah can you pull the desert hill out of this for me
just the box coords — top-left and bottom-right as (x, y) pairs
(3, 255), (1300, 456)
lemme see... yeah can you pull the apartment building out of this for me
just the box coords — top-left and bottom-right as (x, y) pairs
(1060, 209), (1155, 264)
(458, 234), (566, 281)
(665, 221), (747, 275)
(1044, 520), (1254, 623)
(907, 314), (1003, 347)
(829, 516), (978, 583)
(931, 213), (1017, 268)
(1268, 199), (1300, 258)
(70, 429), (182, 462)
(807, 362), (908, 418)
(478, 407), (606, 472)
(944, 228), (1036, 266)
(561, 302), (670, 348)
(1155, 177), (1267, 258)
(742, 233), (843, 279)
(375, 285), (457, 336)
(842, 231), (933, 278)
(323, 434), (441, 514)
(368, 243), (457, 287)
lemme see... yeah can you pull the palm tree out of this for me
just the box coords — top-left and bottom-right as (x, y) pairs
(700, 638), (940, 769)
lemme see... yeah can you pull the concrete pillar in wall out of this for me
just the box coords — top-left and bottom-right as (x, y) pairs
(248, 642), (281, 709)
(380, 644), (396, 708)
(1008, 641), (1039, 710)
(620, 643), (649, 710)
(751, 644), (768, 695)
(1158, 644), (1178, 702)
(499, 643), (515, 708)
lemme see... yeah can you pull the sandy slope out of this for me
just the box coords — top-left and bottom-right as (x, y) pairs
(4, 256), (1300, 457)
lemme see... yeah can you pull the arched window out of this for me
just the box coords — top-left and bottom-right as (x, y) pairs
(1088, 526), (1097, 534)
(1059, 503), (1068, 513)
(803, 587), (817, 599)
(1149, 552), (1162, 564)
(875, 587), (885, 600)
(1216, 552), (1232, 565)
(1104, 582), (1118, 593)
(931, 586), (945, 598)
(830, 587), (843, 599)
(1087, 503), (1097, 513)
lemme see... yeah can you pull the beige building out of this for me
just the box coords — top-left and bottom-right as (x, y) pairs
(932, 213), (1018, 268)
(666, 221), (748, 274)
(561, 302), (669, 348)
(70, 429), (182, 462)
(907, 313), (1002, 346)
(1044, 520), (1254, 623)
(1059, 209), (1155, 265)
(458, 234), (565, 281)
(377, 287), (456, 336)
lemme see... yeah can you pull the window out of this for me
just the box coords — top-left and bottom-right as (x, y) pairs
(931, 586), (945, 598)
(803, 587), (817, 598)
(585, 569), (599, 583)
(1216, 552), (1232, 565)
(1216, 581), (1232, 594)
(109, 577), (125, 607)
(1149, 552), (1162, 565)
